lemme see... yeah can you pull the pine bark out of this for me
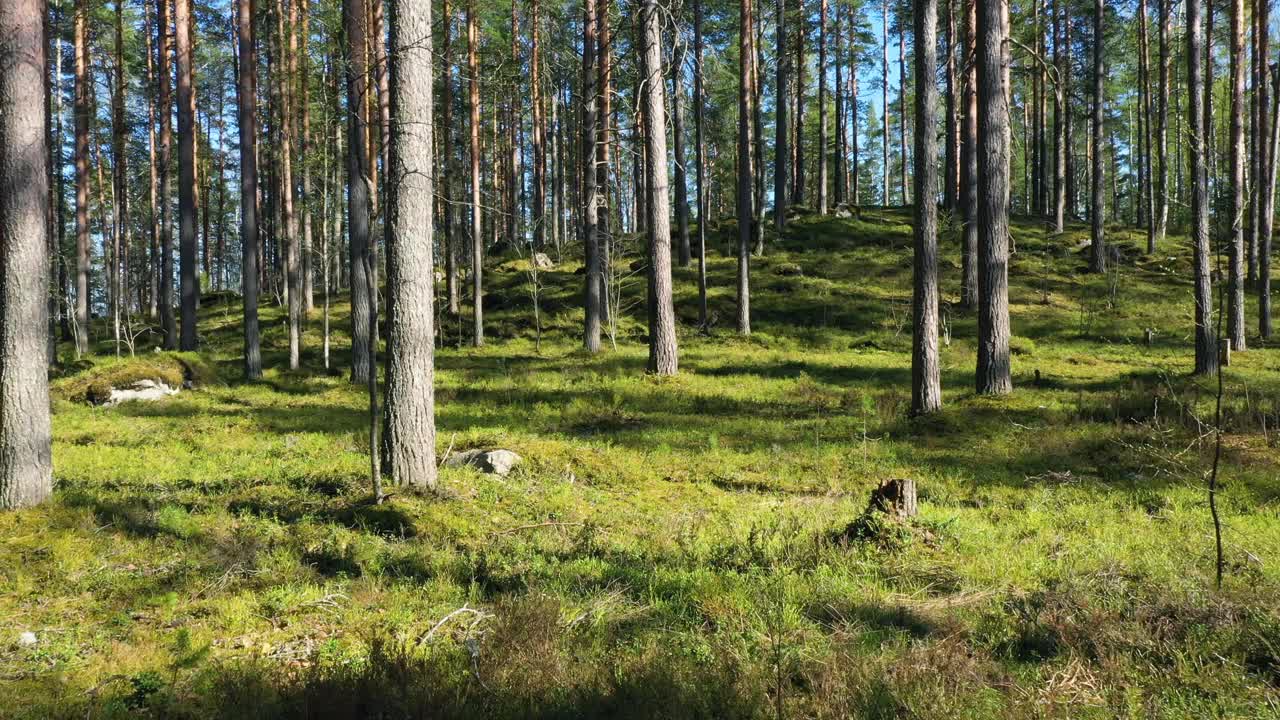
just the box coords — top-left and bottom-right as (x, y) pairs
(1187, 0), (1217, 374)
(672, 59), (691, 267)
(467, 0), (483, 346)
(1155, 0), (1170, 247)
(176, 0), (199, 350)
(582, 0), (602, 351)
(737, 0), (754, 335)
(157, 0), (177, 348)
(1257, 0), (1273, 339)
(774, 0), (789, 229)
(386, 0), (437, 490)
(960, 0), (977, 307)
(1227, 0), (1245, 351)
(694, 0), (709, 328)
(639, 0), (677, 375)
(818, 0), (828, 214)
(976, 0), (1011, 395)
(0, 0), (54, 509)
(74, 0), (90, 356)
(1088, 0), (1105, 273)
(344, 0), (373, 382)
(238, 0), (262, 378)
(912, 0), (941, 415)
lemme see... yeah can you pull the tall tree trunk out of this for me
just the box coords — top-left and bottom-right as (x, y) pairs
(176, 0), (199, 350)
(960, 0), (977, 307)
(976, 0), (1011, 395)
(300, 0), (314, 312)
(1052, 0), (1065, 232)
(0, 0), (54, 509)
(694, 0), (709, 329)
(881, 0), (890, 204)
(74, 0), (90, 357)
(531, 0), (546, 251)
(1138, 0), (1155, 250)
(897, 10), (908, 205)
(440, 2), (458, 316)
(1187, 0), (1217, 373)
(943, 0), (958, 211)
(582, 0), (602, 351)
(851, 41), (859, 206)
(596, 0), (612, 327)
(345, 0), (373, 382)
(737, 0), (753, 335)
(818, 0), (828, 214)
(467, 0), (483, 347)
(1257, 0), (1274, 339)
(237, 0), (261, 378)
(385, 0), (437, 490)
(794, 10), (805, 205)
(157, 0), (176, 349)
(672, 56), (691, 267)
(912, 0), (941, 415)
(1088, 0), (1105, 273)
(775, 0), (789, 228)
(1226, 0), (1245, 351)
(112, 0), (128, 355)
(275, 0), (300, 367)
(639, 0), (677, 375)
(751, 0), (765, 256)
(1155, 0), (1170, 247)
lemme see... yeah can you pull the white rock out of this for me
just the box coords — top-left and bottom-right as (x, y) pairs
(532, 252), (555, 270)
(444, 449), (523, 476)
(104, 379), (180, 407)
(18, 631), (37, 647)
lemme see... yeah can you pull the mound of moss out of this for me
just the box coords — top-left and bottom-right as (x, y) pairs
(54, 352), (219, 404)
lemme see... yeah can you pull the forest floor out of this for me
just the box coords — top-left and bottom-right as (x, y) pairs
(4, 208), (1280, 718)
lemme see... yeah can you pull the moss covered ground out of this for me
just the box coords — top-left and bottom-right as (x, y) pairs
(3, 209), (1280, 718)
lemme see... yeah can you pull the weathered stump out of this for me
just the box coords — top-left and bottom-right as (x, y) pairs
(866, 478), (918, 519)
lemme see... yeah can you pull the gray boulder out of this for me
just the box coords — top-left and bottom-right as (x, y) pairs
(445, 449), (523, 476)
(532, 252), (555, 270)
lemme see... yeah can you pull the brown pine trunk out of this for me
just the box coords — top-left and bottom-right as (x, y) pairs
(694, 0), (709, 328)
(774, 0), (789, 228)
(960, 0), (977, 307)
(1088, 0), (1105, 273)
(582, 0), (602, 351)
(1226, 0), (1246, 351)
(440, 2), (458, 316)
(672, 55), (691, 267)
(737, 0), (753, 334)
(345, 0), (373, 382)
(818, 0), (828, 214)
(468, 0), (483, 347)
(0, 0), (55, 508)
(237, 0), (261, 378)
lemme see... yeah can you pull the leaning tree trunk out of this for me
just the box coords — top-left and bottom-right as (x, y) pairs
(344, 0), (373, 383)
(0, 0), (54, 509)
(1088, 0), (1106, 273)
(976, 0), (1011, 395)
(640, 0), (678, 376)
(911, 0), (941, 415)
(385, 0), (437, 490)
(176, 0), (200, 350)
(1187, 0), (1217, 375)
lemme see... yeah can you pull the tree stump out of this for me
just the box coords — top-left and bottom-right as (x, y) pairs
(866, 478), (918, 519)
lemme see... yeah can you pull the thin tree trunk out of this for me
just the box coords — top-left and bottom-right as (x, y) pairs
(176, 0), (199, 350)
(237, 0), (261, 378)
(468, 0), (483, 347)
(1155, 0), (1170, 246)
(1088, 0), (1105, 273)
(882, 0), (890, 204)
(112, 0), (128, 356)
(912, 0), (941, 415)
(775, 0), (789, 228)
(976, 0), (1011, 395)
(74, 0), (90, 356)
(1226, 0), (1245, 351)
(960, 0), (977, 307)
(1257, 0), (1273, 339)
(440, 1), (458, 316)
(695, 0), (709, 329)
(582, 0), (602, 351)
(300, 0), (314, 312)
(672, 56), (691, 267)
(943, 0), (958, 211)
(818, 0), (828, 214)
(1188, 0), (1217, 374)
(345, 0), (373, 382)
(898, 10), (908, 205)
(532, 0), (546, 251)
(737, 0), (753, 334)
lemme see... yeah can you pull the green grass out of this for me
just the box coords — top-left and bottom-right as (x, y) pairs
(3, 208), (1280, 718)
